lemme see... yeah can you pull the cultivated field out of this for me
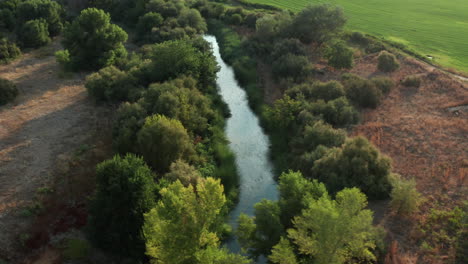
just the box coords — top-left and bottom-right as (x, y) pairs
(246, 0), (468, 73)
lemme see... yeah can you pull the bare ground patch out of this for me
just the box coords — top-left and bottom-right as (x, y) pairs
(0, 39), (112, 261)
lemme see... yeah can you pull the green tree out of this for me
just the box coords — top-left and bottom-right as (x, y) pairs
(164, 159), (201, 187)
(85, 66), (137, 102)
(289, 4), (346, 44)
(389, 174), (423, 216)
(18, 19), (50, 48)
(377, 51), (399, 72)
(311, 137), (392, 199)
(325, 40), (353, 69)
(112, 102), (147, 154)
(17, 0), (63, 36)
(0, 38), (21, 64)
(61, 8), (128, 70)
(0, 78), (18, 105)
(280, 188), (379, 264)
(277, 171), (327, 227)
(269, 238), (298, 264)
(237, 200), (284, 257)
(136, 114), (195, 172)
(136, 12), (164, 41)
(342, 74), (382, 108)
(144, 178), (249, 264)
(88, 154), (156, 259)
(286, 81), (345, 102)
(272, 53), (311, 82)
(177, 8), (207, 32)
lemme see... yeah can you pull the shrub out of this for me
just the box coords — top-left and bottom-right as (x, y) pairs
(85, 66), (137, 102)
(372, 76), (394, 95)
(389, 174), (423, 215)
(342, 74), (382, 108)
(271, 38), (307, 61)
(0, 9), (15, 31)
(287, 81), (345, 102)
(136, 12), (163, 42)
(136, 114), (195, 172)
(88, 154), (156, 258)
(164, 160), (201, 187)
(312, 136), (392, 199)
(325, 40), (353, 69)
(0, 78), (18, 105)
(308, 97), (359, 127)
(55, 49), (71, 71)
(377, 51), (399, 72)
(18, 19), (50, 48)
(272, 54), (311, 82)
(0, 38), (20, 64)
(17, 0), (63, 36)
(229, 13), (243, 25)
(61, 8), (128, 71)
(112, 102), (147, 154)
(402, 75), (421, 87)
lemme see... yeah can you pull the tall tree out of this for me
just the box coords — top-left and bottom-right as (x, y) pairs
(88, 154), (156, 258)
(61, 8), (128, 70)
(272, 188), (379, 264)
(143, 178), (250, 264)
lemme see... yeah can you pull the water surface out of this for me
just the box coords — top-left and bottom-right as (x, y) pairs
(204, 35), (279, 257)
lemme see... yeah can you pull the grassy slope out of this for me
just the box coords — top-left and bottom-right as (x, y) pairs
(245, 0), (468, 73)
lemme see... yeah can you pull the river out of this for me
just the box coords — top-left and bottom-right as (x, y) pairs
(204, 35), (279, 260)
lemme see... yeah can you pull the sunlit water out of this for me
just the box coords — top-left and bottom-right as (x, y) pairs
(204, 35), (279, 262)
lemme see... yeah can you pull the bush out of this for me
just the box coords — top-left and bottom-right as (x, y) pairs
(18, 19), (50, 48)
(271, 38), (307, 61)
(85, 66), (137, 102)
(0, 78), (18, 105)
(377, 51), (399, 72)
(342, 74), (382, 108)
(229, 13), (243, 25)
(17, 0), (64, 36)
(0, 9), (15, 31)
(272, 54), (311, 82)
(312, 136), (392, 199)
(372, 76), (394, 95)
(136, 114), (195, 172)
(325, 40), (353, 69)
(0, 38), (20, 64)
(112, 102), (147, 154)
(61, 8), (128, 71)
(88, 154), (156, 258)
(286, 81), (345, 102)
(402, 75), (421, 87)
(136, 12), (163, 41)
(389, 174), (423, 216)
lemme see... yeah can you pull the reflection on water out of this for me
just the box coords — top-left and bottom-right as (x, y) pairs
(204, 35), (278, 262)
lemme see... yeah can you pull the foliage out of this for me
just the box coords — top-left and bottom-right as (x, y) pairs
(289, 4), (346, 44)
(141, 77), (215, 135)
(0, 78), (18, 105)
(137, 39), (217, 88)
(311, 136), (392, 199)
(0, 9), (15, 31)
(0, 38), (20, 64)
(372, 76), (394, 95)
(88, 154), (157, 259)
(237, 200), (284, 257)
(324, 40), (353, 69)
(143, 178), (249, 264)
(164, 160), (201, 187)
(271, 38), (307, 61)
(286, 81), (345, 102)
(389, 174), (423, 215)
(245, 0), (468, 72)
(18, 19), (51, 48)
(136, 12), (164, 42)
(136, 114), (195, 172)
(17, 0), (64, 36)
(112, 102), (147, 154)
(61, 8), (128, 70)
(377, 50), (400, 72)
(342, 74), (382, 108)
(62, 238), (90, 260)
(272, 53), (311, 82)
(280, 188), (379, 264)
(85, 66), (137, 102)
(402, 75), (421, 87)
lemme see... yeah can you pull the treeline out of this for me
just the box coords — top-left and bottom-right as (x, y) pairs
(46, 0), (255, 263)
(205, 2), (429, 263)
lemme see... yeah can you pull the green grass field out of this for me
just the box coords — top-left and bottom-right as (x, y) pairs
(245, 0), (468, 73)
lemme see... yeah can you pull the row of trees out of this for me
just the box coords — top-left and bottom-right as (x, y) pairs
(56, 3), (251, 262)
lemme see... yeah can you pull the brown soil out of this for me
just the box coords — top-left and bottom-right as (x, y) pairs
(0, 39), (112, 262)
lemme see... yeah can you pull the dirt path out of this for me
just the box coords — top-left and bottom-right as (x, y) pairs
(0, 40), (108, 260)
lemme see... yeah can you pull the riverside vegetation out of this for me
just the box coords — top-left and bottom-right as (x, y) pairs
(0, 0), (466, 263)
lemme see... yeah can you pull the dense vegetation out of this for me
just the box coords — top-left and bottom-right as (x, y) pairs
(244, 0), (468, 73)
(0, 78), (18, 105)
